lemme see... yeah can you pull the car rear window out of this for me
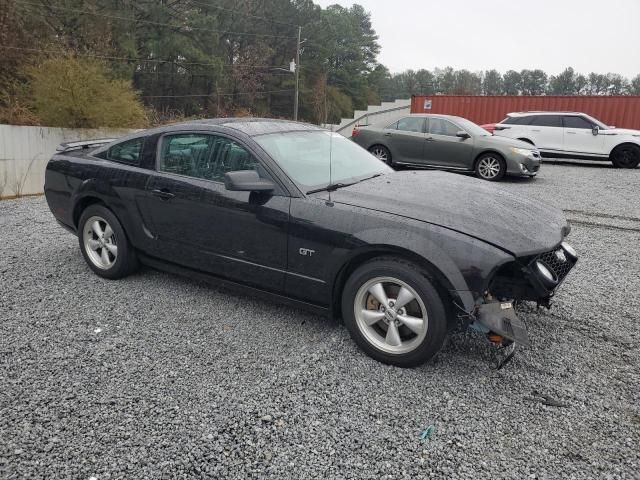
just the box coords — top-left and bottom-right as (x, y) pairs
(503, 116), (533, 125)
(396, 117), (425, 133)
(97, 137), (145, 165)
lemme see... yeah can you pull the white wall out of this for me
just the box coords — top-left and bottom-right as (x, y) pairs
(0, 125), (135, 198)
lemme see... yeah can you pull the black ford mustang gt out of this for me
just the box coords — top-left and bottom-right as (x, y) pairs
(44, 118), (577, 367)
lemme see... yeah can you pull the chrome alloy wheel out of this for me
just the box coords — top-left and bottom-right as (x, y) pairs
(370, 146), (389, 163)
(354, 276), (429, 355)
(83, 215), (118, 270)
(477, 156), (502, 179)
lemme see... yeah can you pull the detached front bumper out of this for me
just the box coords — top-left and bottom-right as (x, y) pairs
(476, 300), (531, 346)
(470, 241), (578, 345)
(489, 241), (578, 307)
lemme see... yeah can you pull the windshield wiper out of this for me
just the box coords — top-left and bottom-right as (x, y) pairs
(357, 173), (383, 183)
(306, 173), (385, 195)
(306, 182), (356, 195)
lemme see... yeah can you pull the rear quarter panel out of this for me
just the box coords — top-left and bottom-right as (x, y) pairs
(44, 153), (151, 248)
(353, 128), (387, 151)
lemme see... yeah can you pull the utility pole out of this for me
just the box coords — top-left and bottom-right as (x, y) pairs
(294, 25), (301, 121)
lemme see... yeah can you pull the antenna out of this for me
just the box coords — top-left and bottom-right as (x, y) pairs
(328, 123), (334, 203)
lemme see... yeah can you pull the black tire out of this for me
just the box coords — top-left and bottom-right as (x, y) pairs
(610, 144), (640, 169)
(78, 204), (138, 279)
(475, 152), (506, 181)
(341, 257), (448, 368)
(369, 145), (393, 166)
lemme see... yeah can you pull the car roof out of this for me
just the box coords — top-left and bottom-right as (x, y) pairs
(398, 113), (468, 121)
(507, 111), (586, 117)
(141, 117), (324, 137)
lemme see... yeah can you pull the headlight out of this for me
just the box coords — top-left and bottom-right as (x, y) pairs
(535, 260), (558, 286)
(561, 242), (578, 260)
(511, 147), (534, 156)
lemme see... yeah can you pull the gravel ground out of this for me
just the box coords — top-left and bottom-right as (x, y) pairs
(1, 163), (639, 479)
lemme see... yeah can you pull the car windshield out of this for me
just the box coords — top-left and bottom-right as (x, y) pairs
(254, 130), (392, 192)
(453, 117), (491, 136)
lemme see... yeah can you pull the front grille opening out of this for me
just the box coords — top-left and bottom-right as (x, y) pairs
(489, 247), (577, 302)
(537, 249), (575, 283)
(489, 260), (539, 301)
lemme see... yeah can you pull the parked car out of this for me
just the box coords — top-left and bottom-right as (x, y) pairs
(480, 122), (497, 134)
(490, 111), (640, 168)
(44, 118), (577, 368)
(351, 114), (542, 181)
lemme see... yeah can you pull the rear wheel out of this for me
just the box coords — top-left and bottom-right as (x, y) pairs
(341, 257), (448, 368)
(78, 204), (138, 279)
(369, 145), (392, 166)
(610, 144), (640, 169)
(475, 153), (506, 181)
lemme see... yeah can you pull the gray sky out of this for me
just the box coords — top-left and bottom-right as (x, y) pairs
(313, 0), (640, 78)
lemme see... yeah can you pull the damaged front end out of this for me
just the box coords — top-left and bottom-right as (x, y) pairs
(458, 241), (578, 367)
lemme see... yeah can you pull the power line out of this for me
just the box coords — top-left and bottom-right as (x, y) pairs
(0, 45), (292, 70)
(15, 0), (298, 39)
(182, 0), (300, 28)
(133, 70), (295, 77)
(141, 89), (295, 99)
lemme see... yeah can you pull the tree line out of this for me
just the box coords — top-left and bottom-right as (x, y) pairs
(381, 67), (640, 100)
(0, 0), (638, 129)
(0, 0), (383, 127)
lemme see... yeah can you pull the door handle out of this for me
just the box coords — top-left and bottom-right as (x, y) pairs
(531, 129), (541, 132)
(425, 137), (435, 141)
(383, 132), (392, 137)
(566, 131), (576, 135)
(151, 189), (175, 200)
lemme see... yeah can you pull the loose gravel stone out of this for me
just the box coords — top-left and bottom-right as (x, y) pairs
(1, 163), (639, 479)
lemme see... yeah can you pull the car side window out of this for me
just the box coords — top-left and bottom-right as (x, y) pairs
(100, 137), (144, 165)
(563, 116), (593, 129)
(504, 116), (533, 125)
(429, 118), (460, 136)
(530, 115), (562, 128)
(159, 133), (258, 182)
(385, 121), (398, 130)
(396, 117), (425, 133)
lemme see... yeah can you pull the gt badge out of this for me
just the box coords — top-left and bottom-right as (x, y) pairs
(299, 248), (315, 257)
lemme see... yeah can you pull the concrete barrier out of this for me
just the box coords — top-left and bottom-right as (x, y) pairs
(0, 125), (135, 198)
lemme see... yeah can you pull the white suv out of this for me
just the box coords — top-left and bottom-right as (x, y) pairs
(493, 112), (640, 168)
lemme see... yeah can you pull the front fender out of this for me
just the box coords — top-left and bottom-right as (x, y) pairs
(349, 224), (514, 311)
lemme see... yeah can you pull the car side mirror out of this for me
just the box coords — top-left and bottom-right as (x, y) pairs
(456, 130), (470, 139)
(224, 170), (274, 193)
(592, 125), (599, 136)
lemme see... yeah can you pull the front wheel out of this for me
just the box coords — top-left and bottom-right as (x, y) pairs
(341, 257), (448, 368)
(610, 144), (640, 169)
(475, 153), (506, 181)
(369, 145), (392, 166)
(78, 204), (138, 279)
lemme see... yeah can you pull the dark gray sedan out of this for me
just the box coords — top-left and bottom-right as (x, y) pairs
(352, 114), (542, 181)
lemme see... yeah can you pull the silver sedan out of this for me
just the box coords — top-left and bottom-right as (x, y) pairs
(352, 114), (542, 181)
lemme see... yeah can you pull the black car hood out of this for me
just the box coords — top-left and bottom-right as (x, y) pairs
(329, 171), (568, 256)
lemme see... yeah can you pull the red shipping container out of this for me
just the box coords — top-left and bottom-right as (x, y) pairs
(410, 95), (640, 130)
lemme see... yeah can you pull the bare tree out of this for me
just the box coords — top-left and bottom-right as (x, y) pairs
(0, 161), (7, 199)
(12, 154), (39, 197)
